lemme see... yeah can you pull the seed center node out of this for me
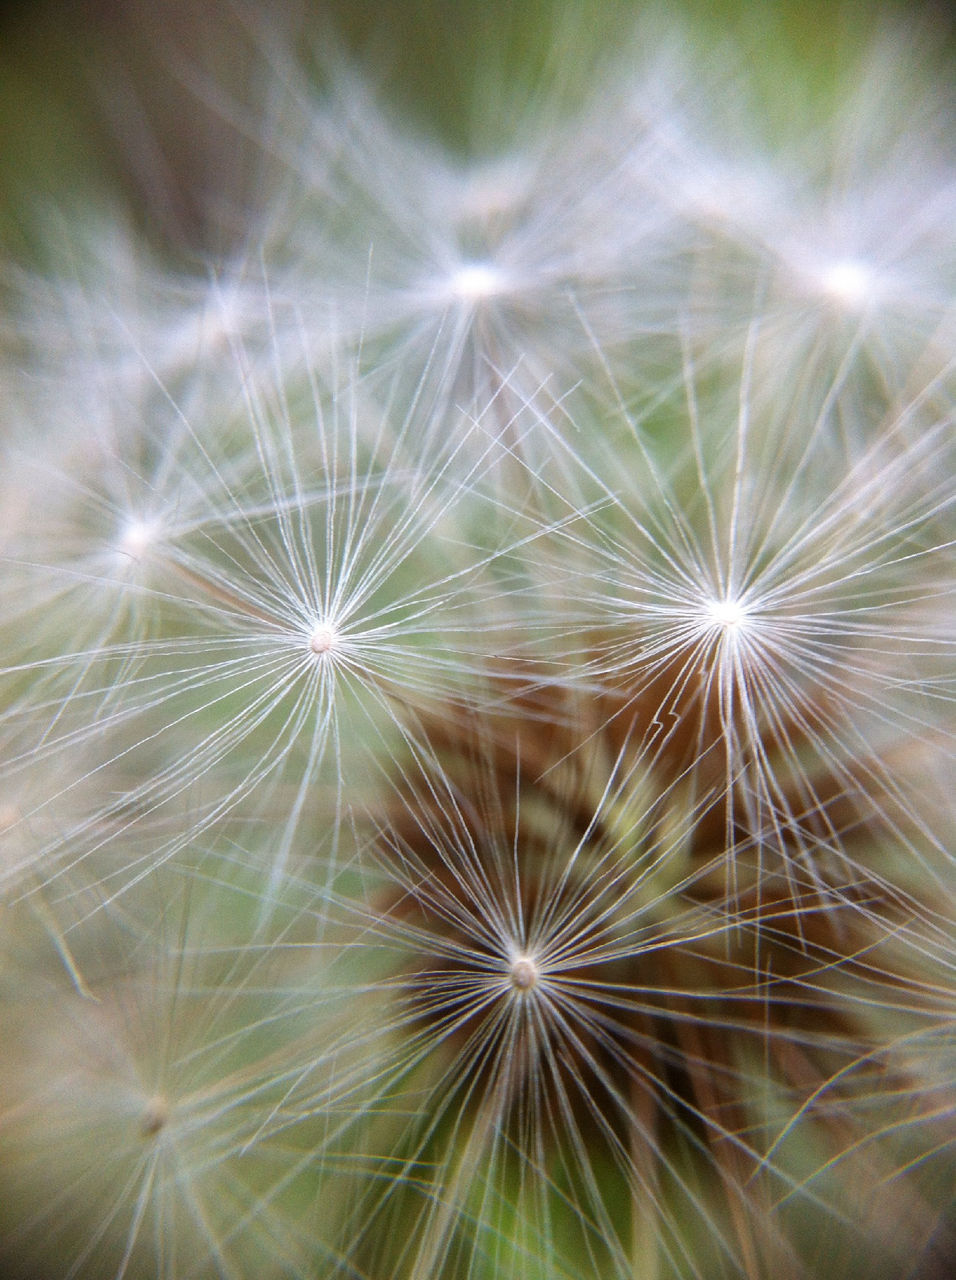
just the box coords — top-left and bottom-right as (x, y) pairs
(309, 622), (339, 656)
(509, 954), (539, 991)
(449, 262), (507, 303)
(140, 1094), (169, 1138)
(706, 596), (747, 630)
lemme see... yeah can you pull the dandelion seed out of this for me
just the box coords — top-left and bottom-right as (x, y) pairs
(0, 855), (381, 1280)
(322, 720), (955, 1280)
(0, 314), (558, 915)
(512, 332), (955, 911)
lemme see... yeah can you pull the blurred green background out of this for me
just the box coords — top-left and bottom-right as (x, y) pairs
(0, 0), (952, 264)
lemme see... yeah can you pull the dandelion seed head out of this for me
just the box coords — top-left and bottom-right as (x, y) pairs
(2, 22), (953, 1280)
(508, 952), (540, 992)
